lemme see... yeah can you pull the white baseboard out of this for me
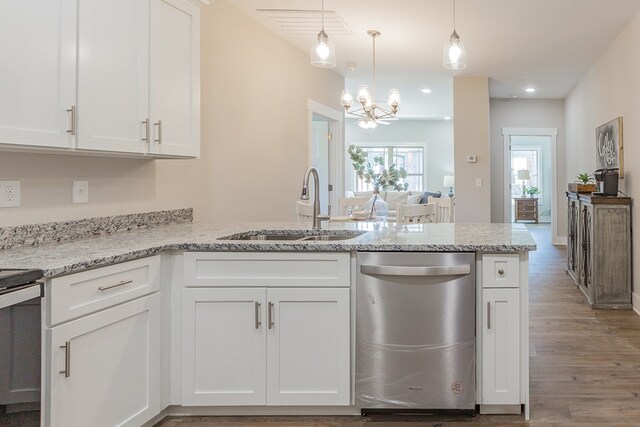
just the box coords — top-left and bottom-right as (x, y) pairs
(553, 236), (567, 246)
(632, 292), (640, 317)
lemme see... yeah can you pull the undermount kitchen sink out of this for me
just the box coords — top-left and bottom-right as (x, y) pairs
(217, 230), (366, 241)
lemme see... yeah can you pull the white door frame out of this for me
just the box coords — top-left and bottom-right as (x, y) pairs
(503, 127), (561, 245)
(308, 99), (344, 215)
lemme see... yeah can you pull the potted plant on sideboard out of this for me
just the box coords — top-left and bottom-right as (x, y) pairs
(568, 173), (597, 193)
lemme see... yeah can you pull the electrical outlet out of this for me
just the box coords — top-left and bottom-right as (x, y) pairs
(0, 181), (20, 207)
(72, 181), (89, 203)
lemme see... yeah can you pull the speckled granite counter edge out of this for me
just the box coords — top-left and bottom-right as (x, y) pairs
(0, 208), (193, 250)
(39, 241), (537, 278)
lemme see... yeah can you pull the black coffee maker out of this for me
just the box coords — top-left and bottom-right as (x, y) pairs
(594, 168), (619, 196)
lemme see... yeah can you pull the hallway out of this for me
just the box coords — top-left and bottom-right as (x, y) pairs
(160, 224), (640, 426)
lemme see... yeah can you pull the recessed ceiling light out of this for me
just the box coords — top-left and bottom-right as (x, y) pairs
(525, 87), (536, 93)
(444, 116), (451, 120)
(511, 95), (519, 98)
(421, 88), (432, 94)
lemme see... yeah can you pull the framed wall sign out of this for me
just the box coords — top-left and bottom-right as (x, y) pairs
(596, 117), (624, 178)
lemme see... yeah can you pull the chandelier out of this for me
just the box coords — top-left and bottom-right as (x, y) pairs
(340, 30), (400, 129)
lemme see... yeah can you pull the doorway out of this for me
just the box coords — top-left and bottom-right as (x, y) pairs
(503, 127), (561, 245)
(308, 100), (344, 217)
(509, 137), (551, 223)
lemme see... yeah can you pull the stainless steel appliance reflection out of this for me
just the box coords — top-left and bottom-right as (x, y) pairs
(356, 252), (475, 414)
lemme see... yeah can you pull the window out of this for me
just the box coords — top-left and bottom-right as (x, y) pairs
(353, 145), (424, 192)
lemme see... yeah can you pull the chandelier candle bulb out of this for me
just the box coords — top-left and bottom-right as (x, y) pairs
(387, 89), (401, 109)
(341, 90), (354, 108)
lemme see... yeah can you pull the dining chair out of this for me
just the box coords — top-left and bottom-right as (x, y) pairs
(296, 201), (314, 223)
(428, 197), (455, 223)
(337, 197), (370, 216)
(397, 203), (437, 224)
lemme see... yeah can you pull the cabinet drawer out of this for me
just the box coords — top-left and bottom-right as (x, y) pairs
(482, 254), (520, 288)
(48, 255), (161, 325)
(183, 252), (351, 287)
(516, 199), (536, 207)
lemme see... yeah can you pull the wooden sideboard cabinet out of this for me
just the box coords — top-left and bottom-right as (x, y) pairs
(566, 192), (632, 308)
(514, 198), (538, 223)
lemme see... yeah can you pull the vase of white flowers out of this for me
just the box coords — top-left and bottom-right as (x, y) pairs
(348, 145), (408, 219)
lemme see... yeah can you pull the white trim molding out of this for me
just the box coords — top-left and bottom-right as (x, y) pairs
(307, 99), (344, 216)
(502, 127), (562, 245)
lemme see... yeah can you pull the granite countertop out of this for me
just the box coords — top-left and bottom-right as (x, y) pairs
(0, 221), (536, 277)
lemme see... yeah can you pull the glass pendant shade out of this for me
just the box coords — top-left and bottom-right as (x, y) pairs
(310, 30), (336, 68)
(341, 90), (354, 109)
(443, 30), (467, 70)
(357, 85), (371, 105)
(387, 89), (401, 108)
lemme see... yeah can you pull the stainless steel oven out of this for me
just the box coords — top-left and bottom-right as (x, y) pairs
(0, 269), (43, 425)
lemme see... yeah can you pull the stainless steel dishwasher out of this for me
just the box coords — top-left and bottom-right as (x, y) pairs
(356, 252), (475, 415)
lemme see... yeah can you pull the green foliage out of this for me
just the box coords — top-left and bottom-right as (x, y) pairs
(348, 145), (408, 192)
(576, 173), (594, 184)
(525, 186), (540, 196)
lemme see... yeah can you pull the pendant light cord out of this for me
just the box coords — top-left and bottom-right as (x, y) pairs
(372, 34), (376, 104)
(321, 0), (325, 31)
(453, 0), (456, 30)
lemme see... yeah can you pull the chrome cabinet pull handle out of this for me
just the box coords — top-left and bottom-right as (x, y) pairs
(255, 302), (261, 329)
(66, 106), (76, 135)
(98, 280), (133, 292)
(60, 341), (71, 378)
(487, 302), (491, 330)
(142, 119), (150, 142)
(268, 302), (274, 329)
(154, 120), (162, 144)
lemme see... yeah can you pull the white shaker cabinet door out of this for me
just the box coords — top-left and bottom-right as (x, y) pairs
(181, 288), (267, 406)
(76, 0), (149, 154)
(149, 0), (200, 157)
(47, 293), (161, 427)
(0, 0), (76, 149)
(266, 288), (350, 406)
(482, 288), (520, 405)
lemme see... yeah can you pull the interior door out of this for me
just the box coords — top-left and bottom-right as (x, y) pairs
(311, 116), (331, 215)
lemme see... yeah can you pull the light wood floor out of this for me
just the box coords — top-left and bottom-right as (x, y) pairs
(159, 224), (640, 426)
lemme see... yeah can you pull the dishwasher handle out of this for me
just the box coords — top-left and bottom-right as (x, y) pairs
(360, 264), (470, 277)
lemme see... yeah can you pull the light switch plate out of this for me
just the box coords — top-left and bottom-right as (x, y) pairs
(476, 178), (482, 187)
(0, 181), (20, 207)
(72, 181), (89, 203)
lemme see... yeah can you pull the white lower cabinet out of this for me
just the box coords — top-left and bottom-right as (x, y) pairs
(47, 293), (161, 427)
(481, 288), (520, 404)
(181, 287), (350, 406)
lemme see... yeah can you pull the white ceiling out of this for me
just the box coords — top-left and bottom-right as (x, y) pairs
(227, 0), (640, 119)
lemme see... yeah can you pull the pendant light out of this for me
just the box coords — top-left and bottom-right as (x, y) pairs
(443, 0), (467, 70)
(310, 0), (336, 68)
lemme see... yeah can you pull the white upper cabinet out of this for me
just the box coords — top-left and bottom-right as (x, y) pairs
(0, 0), (77, 149)
(76, 0), (150, 154)
(149, 0), (200, 157)
(0, 0), (202, 158)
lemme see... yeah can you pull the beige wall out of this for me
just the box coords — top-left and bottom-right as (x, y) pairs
(489, 98), (566, 237)
(453, 77), (491, 222)
(564, 11), (640, 307)
(0, 0), (343, 227)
